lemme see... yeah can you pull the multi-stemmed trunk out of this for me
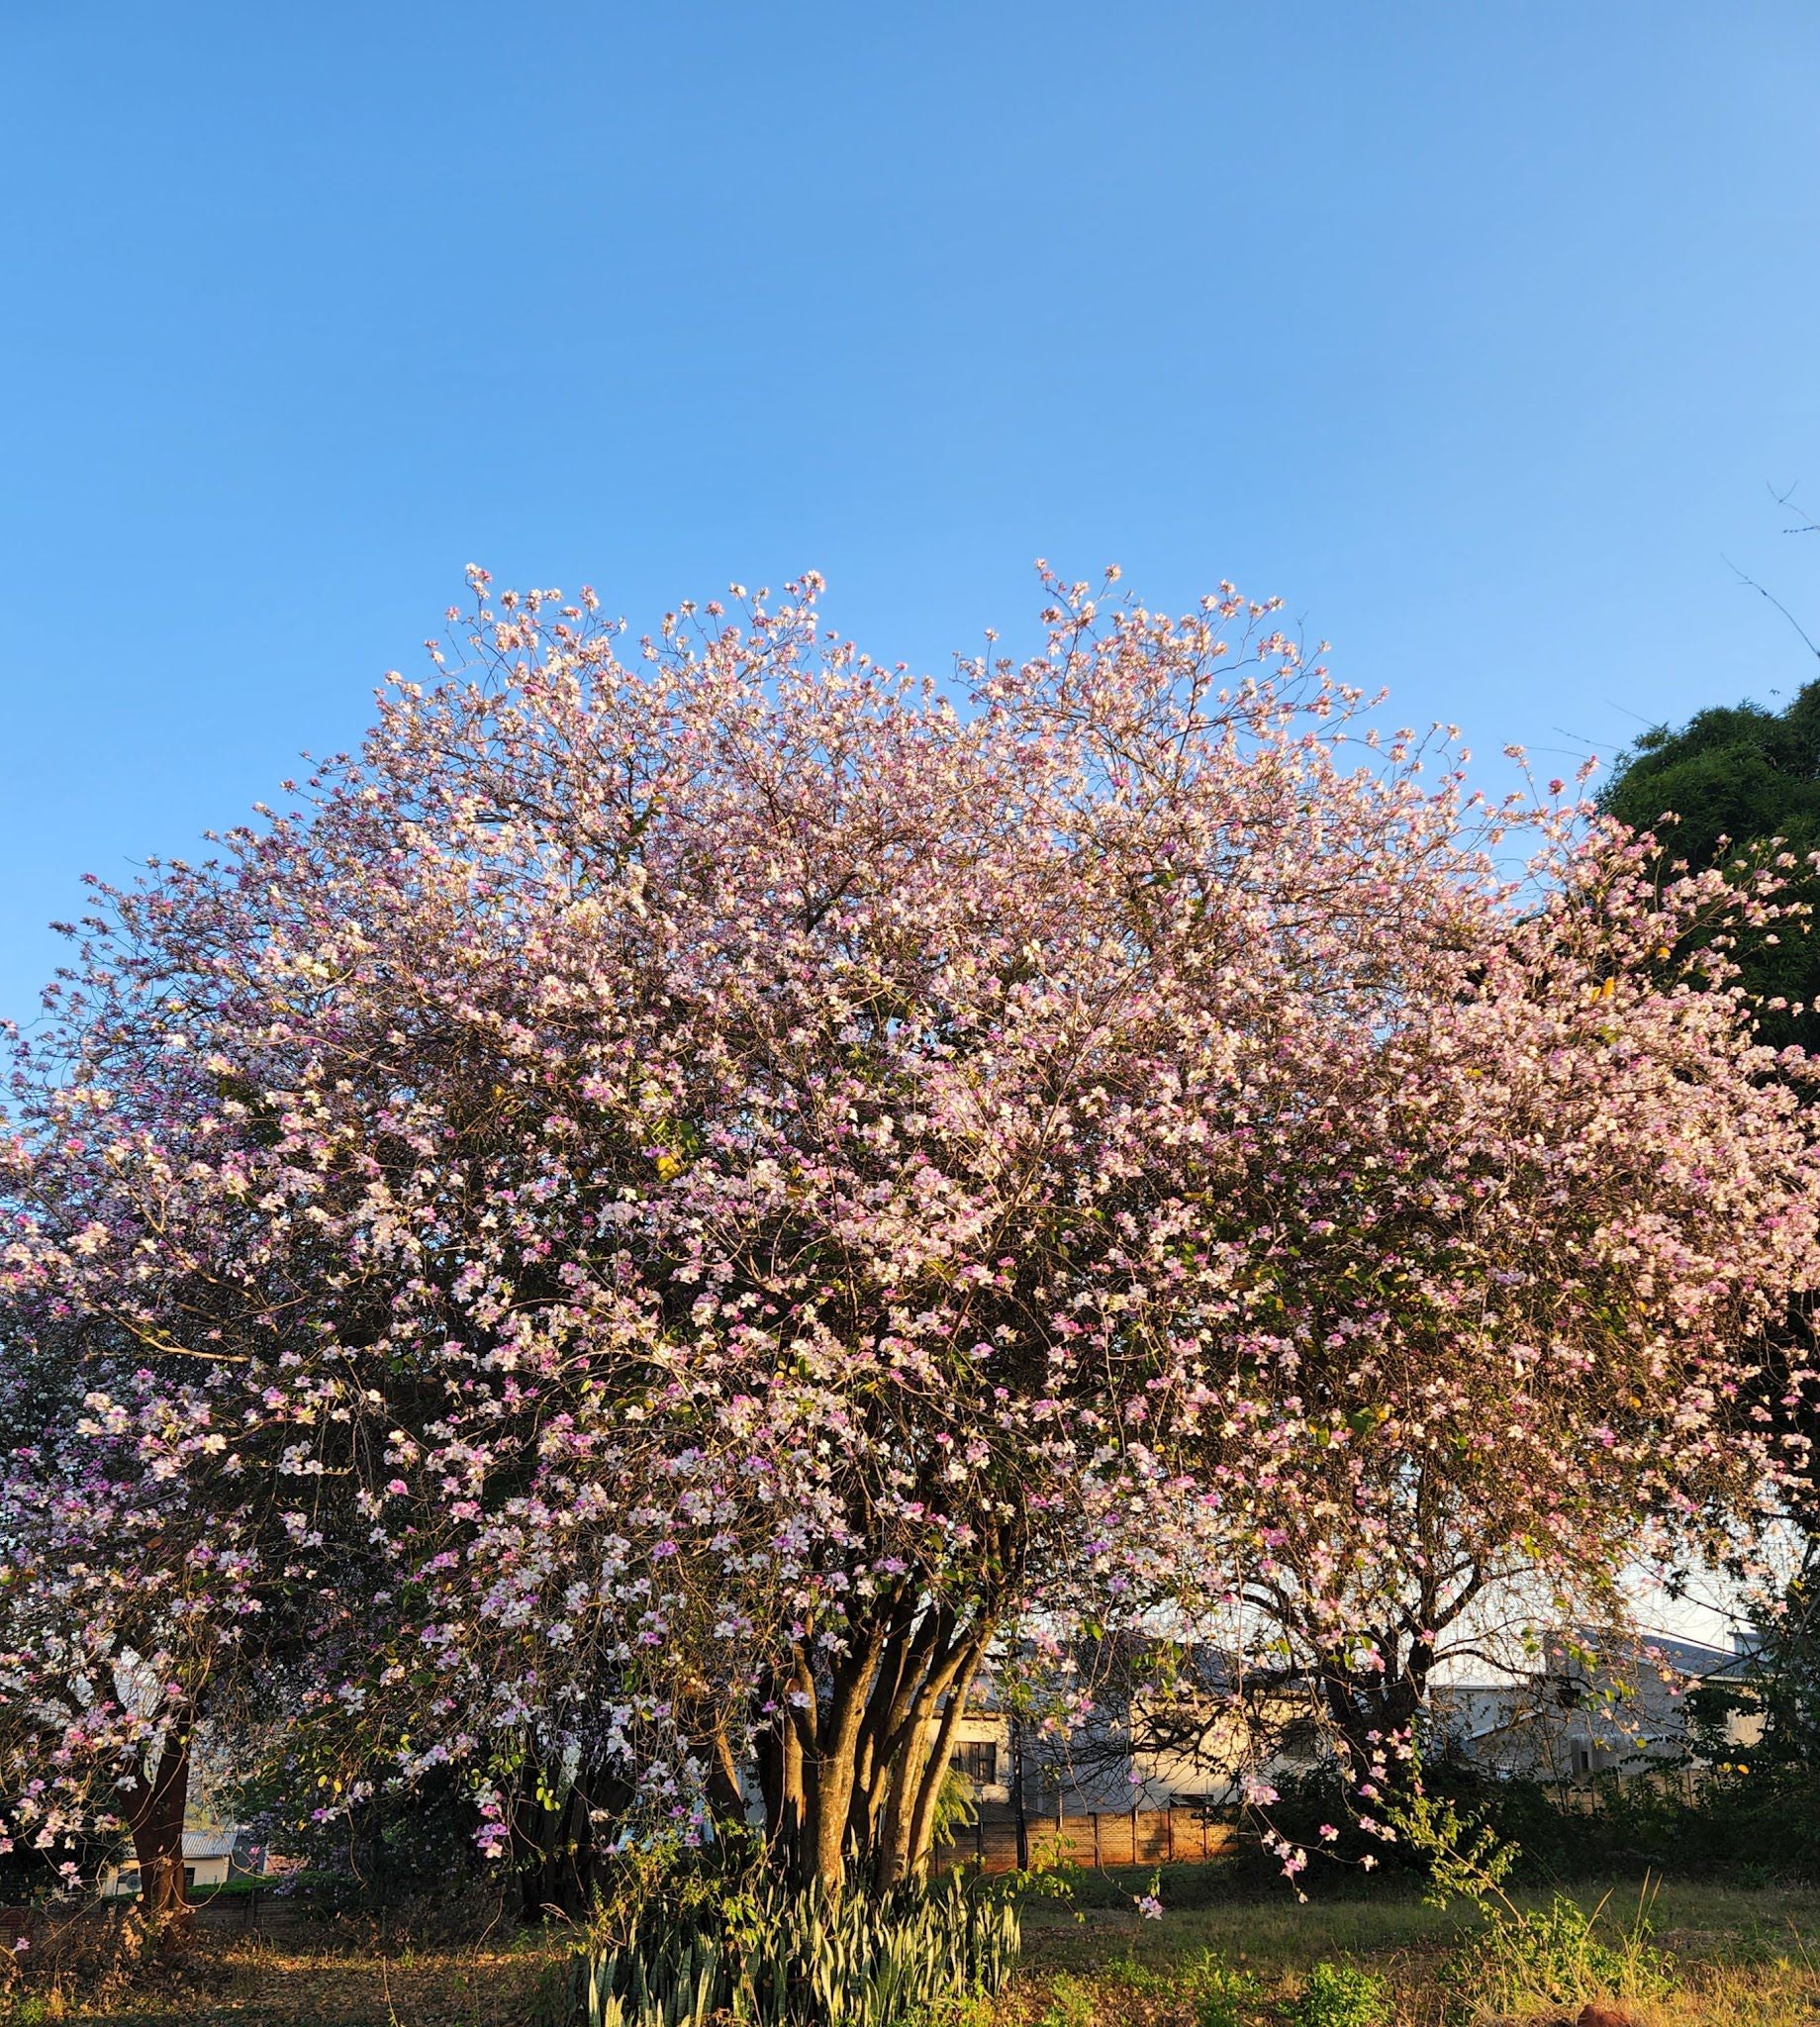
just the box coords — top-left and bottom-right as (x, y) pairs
(754, 1598), (992, 1896)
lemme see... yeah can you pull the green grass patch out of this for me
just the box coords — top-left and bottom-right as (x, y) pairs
(1001, 1876), (1820, 2026)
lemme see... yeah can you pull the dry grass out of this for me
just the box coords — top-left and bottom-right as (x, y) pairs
(0, 1926), (563, 2026)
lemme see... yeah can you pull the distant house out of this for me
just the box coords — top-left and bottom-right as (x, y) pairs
(948, 1640), (1309, 1823)
(1430, 1629), (1762, 1783)
(945, 1625), (1765, 1825)
(947, 1709), (1012, 1805)
(101, 1825), (263, 1899)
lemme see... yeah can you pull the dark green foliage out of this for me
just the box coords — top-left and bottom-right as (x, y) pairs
(1601, 681), (1820, 867)
(1599, 677), (1820, 1048)
(1259, 1735), (1820, 1886)
(0, 1830), (108, 1905)
(239, 1763), (501, 1912)
(1601, 685), (1820, 1538)
(545, 1868), (1019, 2027)
(1695, 1579), (1820, 1777)
(1666, 1581), (1820, 1879)
(1425, 1761), (1820, 1883)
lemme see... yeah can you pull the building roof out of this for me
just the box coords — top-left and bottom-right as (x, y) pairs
(1444, 1627), (1743, 1696)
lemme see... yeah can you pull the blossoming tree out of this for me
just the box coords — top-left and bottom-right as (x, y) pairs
(4, 568), (1817, 1906)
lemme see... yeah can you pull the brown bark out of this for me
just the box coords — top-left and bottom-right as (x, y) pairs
(704, 1719), (747, 1827)
(843, 1601), (921, 1857)
(757, 1601), (1000, 1896)
(758, 1668), (809, 1875)
(873, 1622), (987, 1890)
(903, 1638), (985, 1882)
(125, 1718), (192, 1939)
(807, 1639), (879, 1893)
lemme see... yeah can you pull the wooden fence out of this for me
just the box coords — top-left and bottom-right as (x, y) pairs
(933, 1804), (1235, 1876)
(1554, 1764), (1704, 1812)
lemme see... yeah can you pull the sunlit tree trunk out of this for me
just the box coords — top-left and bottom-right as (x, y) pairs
(759, 1601), (992, 1897)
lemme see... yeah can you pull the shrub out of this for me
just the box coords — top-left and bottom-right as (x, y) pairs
(1443, 1893), (1675, 2021)
(1290, 1961), (1392, 2027)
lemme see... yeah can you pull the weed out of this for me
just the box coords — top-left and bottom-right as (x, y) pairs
(1183, 1947), (1267, 2027)
(1035, 1971), (1096, 2027)
(1104, 1954), (1173, 1998)
(1289, 1960), (1391, 2027)
(1444, 1891), (1676, 2021)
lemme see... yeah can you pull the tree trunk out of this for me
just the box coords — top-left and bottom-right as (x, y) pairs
(872, 1624), (987, 1891)
(1318, 1634), (1434, 1796)
(511, 1761), (634, 1921)
(760, 1606), (996, 1898)
(125, 1719), (192, 1940)
(758, 1662), (810, 1877)
(904, 1642), (983, 1880)
(1011, 1712), (1028, 1873)
(809, 1628), (892, 1892)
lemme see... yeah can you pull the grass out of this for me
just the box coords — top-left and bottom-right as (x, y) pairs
(3, 1877), (1819, 2025)
(991, 1875), (1820, 2026)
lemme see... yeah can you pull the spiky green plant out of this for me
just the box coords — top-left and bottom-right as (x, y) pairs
(542, 1868), (1020, 2027)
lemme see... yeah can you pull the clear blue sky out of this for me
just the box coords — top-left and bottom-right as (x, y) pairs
(3, 1), (1819, 1023)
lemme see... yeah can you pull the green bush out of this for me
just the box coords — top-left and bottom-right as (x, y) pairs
(1260, 1738), (1820, 1890)
(544, 1867), (1019, 2027)
(1290, 1961), (1391, 2027)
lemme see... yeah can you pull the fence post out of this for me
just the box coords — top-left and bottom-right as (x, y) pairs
(1091, 1812), (1101, 1867)
(1167, 1807), (1175, 1864)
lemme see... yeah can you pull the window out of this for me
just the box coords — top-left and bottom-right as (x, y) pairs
(951, 1740), (998, 1786)
(1571, 1741), (1593, 1778)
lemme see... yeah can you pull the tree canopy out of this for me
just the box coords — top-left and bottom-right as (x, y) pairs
(5, 570), (1818, 1908)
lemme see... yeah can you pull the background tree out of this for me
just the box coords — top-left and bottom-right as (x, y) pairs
(1599, 677), (1820, 1050)
(1601, 658), (1820, 1694)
